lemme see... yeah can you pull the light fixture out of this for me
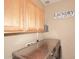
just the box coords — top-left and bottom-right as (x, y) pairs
(40, 0), (61, 6)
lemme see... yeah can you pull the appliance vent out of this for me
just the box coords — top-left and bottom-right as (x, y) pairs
(45, 0), (50, 4)
(40, 0), (61, 6)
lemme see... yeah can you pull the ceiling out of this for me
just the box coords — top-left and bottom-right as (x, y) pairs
(40, 0), (61, 6)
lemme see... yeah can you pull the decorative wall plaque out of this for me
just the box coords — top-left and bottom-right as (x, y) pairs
(53, 10), (75, 19)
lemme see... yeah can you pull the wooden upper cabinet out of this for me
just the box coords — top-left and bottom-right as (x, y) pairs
(36, 7), (45, 32)
(39, 9), (45, 32)
(24, 0), (45, 32)
(24, 1), (37, 32)
(4, 0), (45, 33)
(4, 0), (24, 33)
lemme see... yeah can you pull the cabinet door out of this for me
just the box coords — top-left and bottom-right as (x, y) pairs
(4, 0), (24, 33)
(36, 7), (45, 32)
(24, 1), (36, 32)
(40, 9), (45, 32)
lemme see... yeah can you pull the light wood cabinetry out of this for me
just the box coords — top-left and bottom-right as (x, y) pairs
(24, 0), (45, 32)
(4, 0), (24, 33)
(36, 7), (45, 32)
(4, 0), (45, 33)
(24, 0), (37, 32)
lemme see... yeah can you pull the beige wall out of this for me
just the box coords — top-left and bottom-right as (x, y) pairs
(4, 0), (44, 59)
(43, 0), (75, 59)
